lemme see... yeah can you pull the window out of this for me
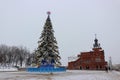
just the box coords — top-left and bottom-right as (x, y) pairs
(95, 58), (101, 62)
(84, 60), (90, 63)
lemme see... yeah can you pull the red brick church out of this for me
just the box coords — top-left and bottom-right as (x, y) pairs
(68, 37), (107, 70)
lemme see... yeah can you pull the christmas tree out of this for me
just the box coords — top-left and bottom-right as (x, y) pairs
(35, 12), (61, 67)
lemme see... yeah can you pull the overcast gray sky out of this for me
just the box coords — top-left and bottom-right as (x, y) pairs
(0, 0), (120, 66)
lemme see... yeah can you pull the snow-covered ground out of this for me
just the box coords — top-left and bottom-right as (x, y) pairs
(0, 67), (18, 71)
(0, 70), (120, 80)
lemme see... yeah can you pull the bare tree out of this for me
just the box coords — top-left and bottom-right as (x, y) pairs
(0, 44), (31, 68)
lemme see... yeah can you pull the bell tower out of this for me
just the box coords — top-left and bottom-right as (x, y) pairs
(92, 34), (102, 51)
(93, 34), (101, 48)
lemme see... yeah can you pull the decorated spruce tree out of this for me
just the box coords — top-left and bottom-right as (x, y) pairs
(35, 12), (61, 67)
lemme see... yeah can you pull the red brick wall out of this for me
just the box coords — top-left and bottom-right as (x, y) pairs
(68, 48), (107, 70)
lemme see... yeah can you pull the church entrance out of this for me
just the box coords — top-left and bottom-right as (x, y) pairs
(86, 66), (89, 70)
(80, 66), (82, 70)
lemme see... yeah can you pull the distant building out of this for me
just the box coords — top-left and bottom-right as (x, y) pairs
(68, 36), (107, 70)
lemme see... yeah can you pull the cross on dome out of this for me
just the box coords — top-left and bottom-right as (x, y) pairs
(47, 11), (51, 15)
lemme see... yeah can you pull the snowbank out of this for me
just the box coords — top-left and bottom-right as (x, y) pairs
(0, 67), (18, 71)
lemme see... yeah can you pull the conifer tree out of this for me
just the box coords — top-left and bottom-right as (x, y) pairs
(35, 12), (61, 67)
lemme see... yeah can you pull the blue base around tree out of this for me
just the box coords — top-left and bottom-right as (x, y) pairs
(27, 65), (66, 72)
